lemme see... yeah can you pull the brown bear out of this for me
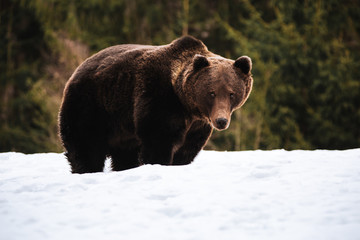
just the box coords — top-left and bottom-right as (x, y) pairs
(58, 36), (253, 173)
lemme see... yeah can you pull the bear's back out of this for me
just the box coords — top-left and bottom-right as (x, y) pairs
(70, 36), (208, 83)
(71, 44), (159, 80)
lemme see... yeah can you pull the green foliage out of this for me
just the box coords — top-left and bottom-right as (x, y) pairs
(210, 0), (360, 150)
(0, 81), (60, 153)
(1, 0), (359, 152)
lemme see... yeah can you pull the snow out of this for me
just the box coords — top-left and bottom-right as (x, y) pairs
(1, 149), (360, 240)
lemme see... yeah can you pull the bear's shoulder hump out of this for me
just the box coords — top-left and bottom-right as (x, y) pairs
(170, 36), (206, 51)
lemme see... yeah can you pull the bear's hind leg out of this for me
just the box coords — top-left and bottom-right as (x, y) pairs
(62, 123), (108, 173)
(66, 149), (107, 174)
(110, 147), (141, 171)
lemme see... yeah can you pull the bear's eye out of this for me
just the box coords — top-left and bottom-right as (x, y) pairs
(210, 92), (216, 98)
(230, 93), (234, 99)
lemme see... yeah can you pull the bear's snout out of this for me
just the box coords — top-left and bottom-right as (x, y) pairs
(214, 118), (229, 130)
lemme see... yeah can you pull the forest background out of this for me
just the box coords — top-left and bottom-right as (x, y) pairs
(1, 0), (359, 153)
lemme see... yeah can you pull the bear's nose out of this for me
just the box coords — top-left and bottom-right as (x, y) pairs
(215, 118), (228, 130)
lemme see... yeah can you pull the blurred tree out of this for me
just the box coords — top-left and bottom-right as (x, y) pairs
(0, 0), (59, 152)
(208, 0), (360, 150)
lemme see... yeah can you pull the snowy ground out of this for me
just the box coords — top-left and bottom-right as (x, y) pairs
(1, 149), (360, 240)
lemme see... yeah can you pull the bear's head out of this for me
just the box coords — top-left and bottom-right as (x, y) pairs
(185, 54), (253, 131)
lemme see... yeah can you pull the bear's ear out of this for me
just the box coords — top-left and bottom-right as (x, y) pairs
(234, 56), (252, 74)
(193, 54), (210, 71)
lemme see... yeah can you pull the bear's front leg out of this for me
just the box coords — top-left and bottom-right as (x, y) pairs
(139, 140), (174, 165)
(135, 109), (186, 165)
(172, 120), (212, 165)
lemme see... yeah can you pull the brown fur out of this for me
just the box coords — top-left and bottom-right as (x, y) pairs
(58, 36), (253, 173)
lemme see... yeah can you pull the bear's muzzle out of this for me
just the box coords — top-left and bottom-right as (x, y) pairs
(215, 118), (229, 130)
